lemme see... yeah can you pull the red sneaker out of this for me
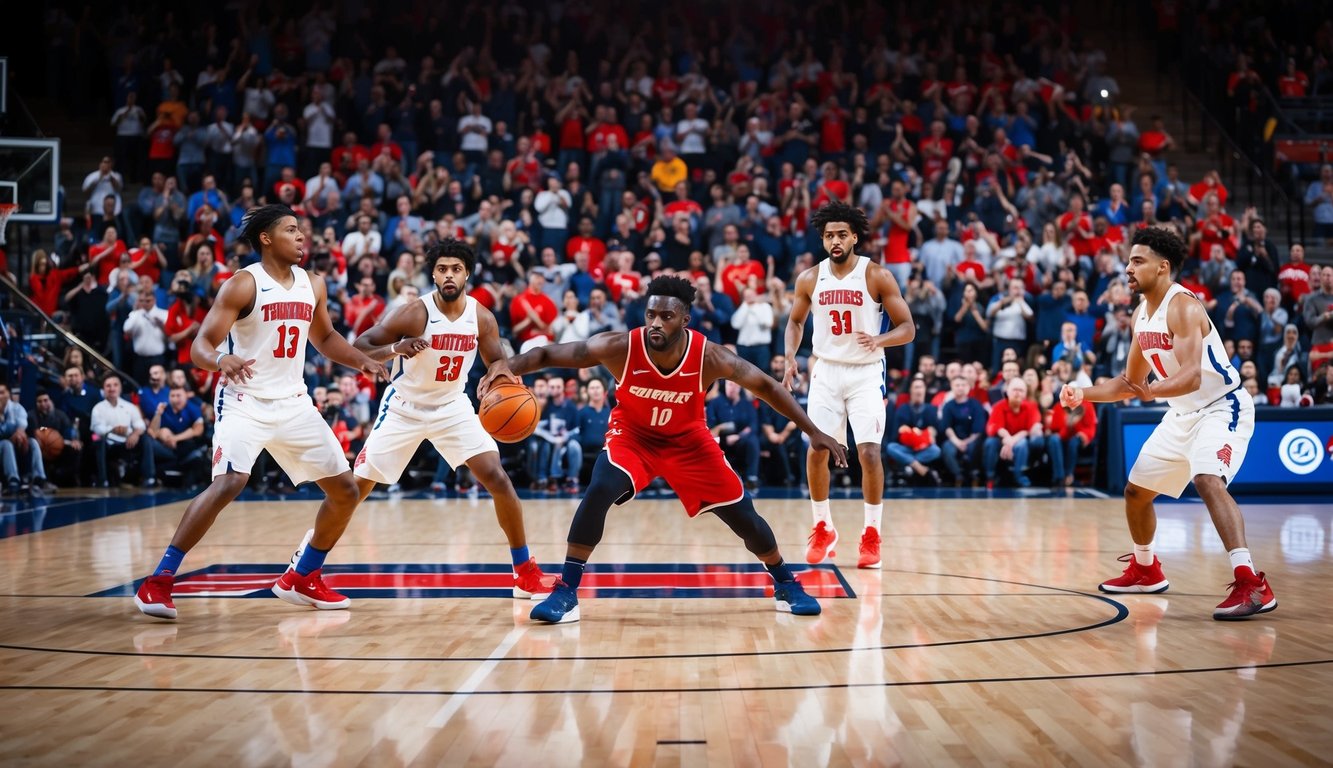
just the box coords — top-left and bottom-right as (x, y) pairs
(1098, 554), (1170, 594)
(1213, 568), (1277, 620)
(272, 568), (351, 610)
(857, 527), (882, 569)
(513, 558), (557, 599)
(134, 574), (177, 620)
(805, 521), (838, 564)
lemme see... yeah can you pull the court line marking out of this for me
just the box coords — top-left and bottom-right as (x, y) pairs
(426, 625), (527, 728)
(0, 572), (1130, 662)
(1, 658), (1328, 696)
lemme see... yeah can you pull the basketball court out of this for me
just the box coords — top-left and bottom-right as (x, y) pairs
(1, 488), (1329, 765)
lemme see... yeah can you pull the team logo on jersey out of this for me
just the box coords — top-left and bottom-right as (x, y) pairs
(627, 385), (694, 404)
(1217, 444), (1233, 467)
(354, 447), (368, 468)
(817, 289), (865, 306)
(212, 447), (223, 467)
(260, 301), (314, 322)
(430, 333), (477, 351)
(1137, 331), (1173, 351)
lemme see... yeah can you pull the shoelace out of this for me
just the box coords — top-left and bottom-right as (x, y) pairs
(808, 524), (833, 545)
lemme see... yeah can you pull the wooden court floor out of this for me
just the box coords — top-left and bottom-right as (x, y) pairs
(1, 489), (1332, 767)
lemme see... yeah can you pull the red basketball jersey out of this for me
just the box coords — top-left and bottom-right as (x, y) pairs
(609, 328), (709, 443)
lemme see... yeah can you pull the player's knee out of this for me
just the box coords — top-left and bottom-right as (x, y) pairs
(325, 472), (360, 505)
(1124, 483), (1152, 505)
(856, 444), (880, 463)
(1192, 473), (1226, 495)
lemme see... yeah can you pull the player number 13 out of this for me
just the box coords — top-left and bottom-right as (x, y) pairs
(272, 324), (300, 358)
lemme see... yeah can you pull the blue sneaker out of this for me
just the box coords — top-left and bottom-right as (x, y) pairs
(774, 579), (821, 615)
(530, 582), (580, 623)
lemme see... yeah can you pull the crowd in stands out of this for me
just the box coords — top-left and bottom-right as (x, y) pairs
(7, 0), (1333, 496)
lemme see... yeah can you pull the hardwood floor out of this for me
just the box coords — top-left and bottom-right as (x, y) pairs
(1, 490), (1330, 766)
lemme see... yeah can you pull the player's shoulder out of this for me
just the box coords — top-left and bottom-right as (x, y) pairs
(792, 263), (821, 289)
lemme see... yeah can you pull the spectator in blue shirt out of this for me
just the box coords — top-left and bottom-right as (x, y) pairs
(0, 383), (51, 495)
(707, 380), (760, 490)
(884, 378), (942, 485)
(146, 384), (208, 486)
(263, 104), (299, 193)
(138, 365), (170, 421)
(758, 354), (807, 488)
(1064, 290), (1098, 350)
(1214, 269), (1262, 345)
(533, 375), (581, 493)
(575, 378), (612, 458)
(939, 376), (989, 485)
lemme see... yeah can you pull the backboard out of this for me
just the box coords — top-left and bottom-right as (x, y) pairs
(0, 137), (61, 223)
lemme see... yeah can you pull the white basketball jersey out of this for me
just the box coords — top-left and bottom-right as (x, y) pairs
(225, 263), (313, 399)
(811, 256), (884, 365)
(1134, 283), (1240, 412)
(388, 294), (480, 408)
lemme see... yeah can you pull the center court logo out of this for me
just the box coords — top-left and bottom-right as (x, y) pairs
(1278, 428), (1323, 475)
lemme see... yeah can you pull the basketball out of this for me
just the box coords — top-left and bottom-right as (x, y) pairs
(36, 427), (64, 460)
(479, 382), (540, 443)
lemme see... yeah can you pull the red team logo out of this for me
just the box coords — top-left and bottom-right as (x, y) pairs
(1217, 444), (1233, 467)
(355, 447), (368, 468)
(212, 447), (223, 467)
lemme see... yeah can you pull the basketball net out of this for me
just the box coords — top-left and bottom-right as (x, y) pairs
(0, 203), (17, 246)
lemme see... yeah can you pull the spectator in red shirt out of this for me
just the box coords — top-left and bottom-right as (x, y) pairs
(1044, 401), (1098, 488)
(164, 273), (207, 368)
(330, 132), (369, 183)
(716, 245), (767, 306)
(565, 216), (607, 273)
(604, 250), (643, 305)
(509, 271), (558, 344)
(919, 120), (954, 183)
(1279, 243), (1313, 310)
(344, 275), (387, 341)
(983, 376), (1042, 488)
(29, 249), (89, 316)
(89, 227), (129, 285)
(1193, 193), (1236, 261)
(1058, 194), (1096, 258)
(1277, 57), (1309, 98)
(1188, 170), (1228, 210)
(871, 179), (917, 287)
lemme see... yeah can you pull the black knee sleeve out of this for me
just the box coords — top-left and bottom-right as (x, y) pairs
(710, 496), (778, 557)
(566, 453), (635, 548)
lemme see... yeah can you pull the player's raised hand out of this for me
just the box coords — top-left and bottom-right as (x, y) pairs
(220, 355), (258, 384)
(392, 337), (431, 359)
(1059, 383), (1083, 409)
(810, 431), (848, 467)
(781, 358), (801, 391)
(478, 360), (520, 398)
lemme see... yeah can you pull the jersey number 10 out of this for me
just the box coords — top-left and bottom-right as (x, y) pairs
(272, 324), (300, 358)
(829, 310), (853, 336)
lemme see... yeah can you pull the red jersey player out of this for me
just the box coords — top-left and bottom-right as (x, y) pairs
(481, 275), (848, 623)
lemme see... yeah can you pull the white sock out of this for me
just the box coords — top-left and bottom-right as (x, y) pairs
(1133, 542), (1154, 567)
(863, 503), (883, 531)
(811, 499), (832, 528)
(1228, 548), (1255, 575)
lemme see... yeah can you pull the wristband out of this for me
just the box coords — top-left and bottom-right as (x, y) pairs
(391, 341), (401, 356)
(215, 350), (227, 369)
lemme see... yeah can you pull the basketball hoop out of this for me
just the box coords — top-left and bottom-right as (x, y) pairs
(0, 203), (17, 246)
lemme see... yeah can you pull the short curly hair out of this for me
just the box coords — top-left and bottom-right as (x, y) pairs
(645, 274), (697, 307)
(1130, 226), (1187, 276)
(425, 238), (476, 276)
(809, 201), (870, 244)
(239, 204), (296, 251)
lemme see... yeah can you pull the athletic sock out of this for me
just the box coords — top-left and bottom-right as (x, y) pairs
(811, 499), (832, 528)
(295, 544), (329, 576)
(561, 556), (587, 590)
(1133, 542), (1154, 567)
(510, 546), (531, 568)
(863, 503), (883, 531)
(1228, 547), (1255, 576)
(154, 545), (185, 576)
(765, 559), (795, 584)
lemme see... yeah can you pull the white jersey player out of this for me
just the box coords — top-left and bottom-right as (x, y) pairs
(784, 201), (914, 571)
(1062, 226), (1276, 620)
(135, 204), (389, 621)
(350, 239), (554, 598)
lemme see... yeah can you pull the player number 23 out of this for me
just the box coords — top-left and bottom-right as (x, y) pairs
(272, 324), (300, 358)
(435, 355), (465, 382)
(829, 310), (853, 336)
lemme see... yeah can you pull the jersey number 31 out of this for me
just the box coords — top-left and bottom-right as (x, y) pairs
(829, 310), (853, 336)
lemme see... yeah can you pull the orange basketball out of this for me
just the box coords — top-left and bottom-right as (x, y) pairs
(479, 383), (541, 443)
(36, 427), (65, 460)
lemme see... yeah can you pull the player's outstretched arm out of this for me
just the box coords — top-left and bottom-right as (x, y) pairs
(194, 271), (259, 384)
(308, 277), (389, 379)
(1061, 314), (1151, 408)
(782, 267), (816, 389)
(704, 343), (848, 467)
(479, 331), (629, 397)
(1147, 293), (1206, 400)
(353, 301), (430, 363)
(863, 263), (915, 351)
